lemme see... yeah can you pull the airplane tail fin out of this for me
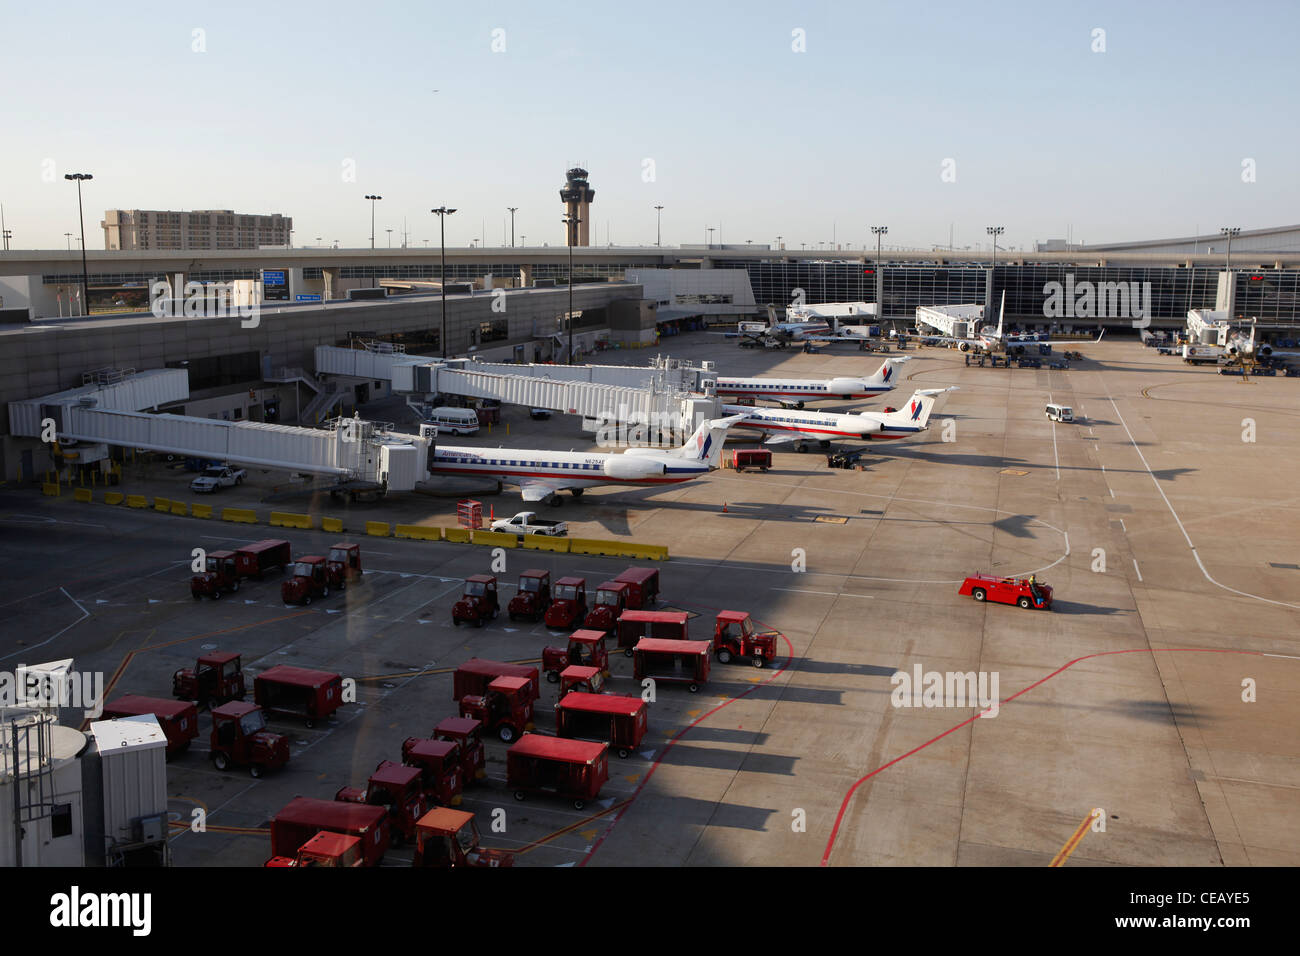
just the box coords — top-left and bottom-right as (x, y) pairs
(675, 413), (747, 466)
(880, 387), (958, 430)
(867, 356), (911, 386)
(766, 304), (778, 327)
(996, 291), (1005, 339)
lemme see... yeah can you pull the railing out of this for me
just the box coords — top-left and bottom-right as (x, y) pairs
(81, 367), (136, 387)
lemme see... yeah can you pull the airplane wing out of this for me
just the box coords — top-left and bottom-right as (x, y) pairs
(518, 478), (570, 501)
(762, 433), (802, 445)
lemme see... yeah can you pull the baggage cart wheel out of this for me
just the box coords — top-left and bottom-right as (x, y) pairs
(305, 718), (316, 729)
(617, 747), (631, 759)
(751, 656), (765, 669)
(213, 753), (230, 771)
(687, 683), (700, 693)
(573, 798), (586, 811)
(303, 595), (312, 605)
(205, 697), (219, 712)
(972, 588), (986, 602)
(547, 671), (560, 683)
(322, 586), (330, 598)
(624, 648), (634, 658)
(716, 648), (732, 664)
(250, 764), (263, 778)
(231, 580), (240, 592)
(1017, 596), (1032, 609)
(498, 725), (516, 743)
(338, 580), (346, 591)
(513, 790), (526, 802)
(211, 590), (221, 600)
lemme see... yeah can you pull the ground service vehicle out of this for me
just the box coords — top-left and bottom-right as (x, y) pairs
(266, 830), (364, 867)
(452, 574), (499, 627)
(326, 542), (362, 587)
(460, 675), (536, 743)
(102, 695), (199, 757)
(506, 734), (610, 810)
(281, 556), (333, 605)
(190, 550), (242, 600)
(543, 629), (609, 682)
(190, 464), (246, 493)
(400, 737), (464, 806)
(633, 638), (712, 692)
(1045, 403), (1074, 422)
(712, 610), (780, 668)
(172, 651), (245, 709)
(412, 807), (514, 868)
(508, 569), (551, 621)
(489, 512), (569, 537)
(558, 665), (607, 699)
(268, 797), (390, 867)
(544, 576), (587, 630)
(335, 760), (429, 846)
(616, 609), (690, 657)
(731, 449), (772, 473)
(959, 574), (1053, 610)
(424, 406), (481, 435)
(254, 665), (344, 727)
(614, 567), (661, 609)
(555, 692), (647, 758)
(452, 659), (540, 705)
(434, 717), (486, 783)
(234, 539), (292, 577)
(582, 580), (629, 633)
(210, 701), (290, 777)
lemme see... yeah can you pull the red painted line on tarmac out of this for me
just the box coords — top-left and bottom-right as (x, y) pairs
(579, 623), (795, 867)
(818, 647), (1266, 866)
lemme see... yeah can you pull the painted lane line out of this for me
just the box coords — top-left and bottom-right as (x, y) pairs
(774, 588), (873, 598)
(0, 587), (90, 662)
(1133, 559), (1143, 582)
(1049, 810), (1101, 867)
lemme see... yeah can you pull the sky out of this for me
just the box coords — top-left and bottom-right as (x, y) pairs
(1, 0), (1297, 252)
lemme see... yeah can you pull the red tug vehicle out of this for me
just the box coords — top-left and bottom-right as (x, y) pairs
(325, 542), (363, 589)
(209, 700), (290, 777)
(712, 610), (780, 668)
(412, 807), (514, 868)
(266, 830), (364, 868)
(191, 539), (292, 600)
(582, 580), (630, 634)
(543, 576), (587, 630)
(958, 574), (1053, 610)
(542, 628), (609, 683)
(459, 675), (535, 743)
(452, 574), (499, 627)
(400, 737), (464, 807)
(172, 651), (245, 710)
(280, 556), (334, 605)
(335, 760), (429, 846)
(558, 665), (607, 699)
(434, 717), (487, 784)
(507, 569), (551, 622)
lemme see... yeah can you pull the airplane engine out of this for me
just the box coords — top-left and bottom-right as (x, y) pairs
(848, 416), (882, 435)
(827, 377), (862, 397)
(604, 455), (667, 480)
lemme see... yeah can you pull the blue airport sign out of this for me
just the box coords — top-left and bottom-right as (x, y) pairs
(295, 293), (322, 301)
(262, 270), (287, 284)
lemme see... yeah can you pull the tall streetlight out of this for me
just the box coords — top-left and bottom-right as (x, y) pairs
(776, 235), (782, 251)
(654, 204), (664, 247)
(1220, 226), (1241, 272)
(431, 206), (457, 356)
(706, 226), (715, 249)
(986, 225), (1004, 269)
(365, 194), (382, 286)
(64, 173), (93, 315)
(65, 232), (73, 251)
(386, 228), (393, 248)
(507, 207), (518, 247)
(562, 214), (582, 364)
(871, 226), (887, 305)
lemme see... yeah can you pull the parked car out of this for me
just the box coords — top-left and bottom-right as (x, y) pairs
(190, 465), (246, 493)
(489, 512), (568, 537)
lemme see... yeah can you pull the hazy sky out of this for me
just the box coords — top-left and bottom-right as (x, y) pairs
(2, 0), (1296, 252)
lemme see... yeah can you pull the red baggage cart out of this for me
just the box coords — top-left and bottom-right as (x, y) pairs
(555, 692), (647, 758)
(254, 665), (344, 727)
(633, 638), (711, 693)
(506, 734), (609, 810)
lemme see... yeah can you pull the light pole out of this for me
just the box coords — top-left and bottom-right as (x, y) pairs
(562, 214), (581, 364)
(507, 207), (518, 247)
(1220, 226), (1241, 272)
(706, 226), (714, 249)
(871, 226), (887, 305)
(654, 204), (664, 247)
(386, 228), (393, 248)
(365, 194), (382, 286)
(65, 232), (73, 251)
(64, 173), (92, 315)
(776, 235), (782, 250)
(986, 225), (1004, 270)
(432, 206), (457, 356)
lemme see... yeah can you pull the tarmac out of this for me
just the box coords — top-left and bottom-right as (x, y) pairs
(1, 332), (1296, 867)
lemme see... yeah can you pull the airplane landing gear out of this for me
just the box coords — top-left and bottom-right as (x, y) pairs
(548, 494), (564, 507)
(571, 488), (583, 498)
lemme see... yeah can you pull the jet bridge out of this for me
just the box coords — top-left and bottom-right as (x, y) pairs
(915, 304), (986, 338)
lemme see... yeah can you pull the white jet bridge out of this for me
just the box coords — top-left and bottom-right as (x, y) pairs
(915, 304), (987, 339)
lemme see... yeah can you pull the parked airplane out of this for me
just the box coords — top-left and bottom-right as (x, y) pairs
(923, 293), (1103, 354)
(723, 387), (958, 451)
(1221, 319), (1300, 374)
(721, 305), (873, 349)
(714, 357), (908, 407)
(429, 414), (748, 505)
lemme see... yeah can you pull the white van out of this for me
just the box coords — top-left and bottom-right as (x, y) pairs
(425, 406), (480, 436)
(1045, 403), (1074, 423)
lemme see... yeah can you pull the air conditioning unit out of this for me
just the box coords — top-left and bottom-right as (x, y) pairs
(133, 813), (166, 844)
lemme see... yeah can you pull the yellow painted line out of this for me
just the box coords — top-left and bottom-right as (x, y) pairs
(1049, 809), (1100, 867)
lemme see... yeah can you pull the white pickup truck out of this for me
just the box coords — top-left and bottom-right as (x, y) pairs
(489, 512), (568, 537)
(190, 465), (247, 493)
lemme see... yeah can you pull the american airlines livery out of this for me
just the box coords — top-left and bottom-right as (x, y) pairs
(714, 357), (908, 406)
(430, 413), (748, 505)
(723, 387), (958, 451)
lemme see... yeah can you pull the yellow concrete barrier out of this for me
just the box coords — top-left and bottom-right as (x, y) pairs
(73, 488), (93, 503)
(105, 491), (124, 505)
(443, 527), (471, 543)
(568, 537), (669, 561)
(192, 503), (213, 519)
(522, 534), (570, 554)
(321, 517), (344, 534)
(154, 497), (171, 512)
(471, 529), (517, 549)
(395, 524), (442, 541)
(126, 494), (149, 509)
(170, 501), (188, 516)
(221, 507), (258, 524)
(271, 511), (314, 529)
(42, 483), (60, 497)
(365, 521), (390, 537)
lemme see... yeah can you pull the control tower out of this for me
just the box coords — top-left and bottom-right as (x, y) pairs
(560, 167), (595, 246)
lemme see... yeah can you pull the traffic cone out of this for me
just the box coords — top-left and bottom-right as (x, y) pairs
(722, 501), (728, 513)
